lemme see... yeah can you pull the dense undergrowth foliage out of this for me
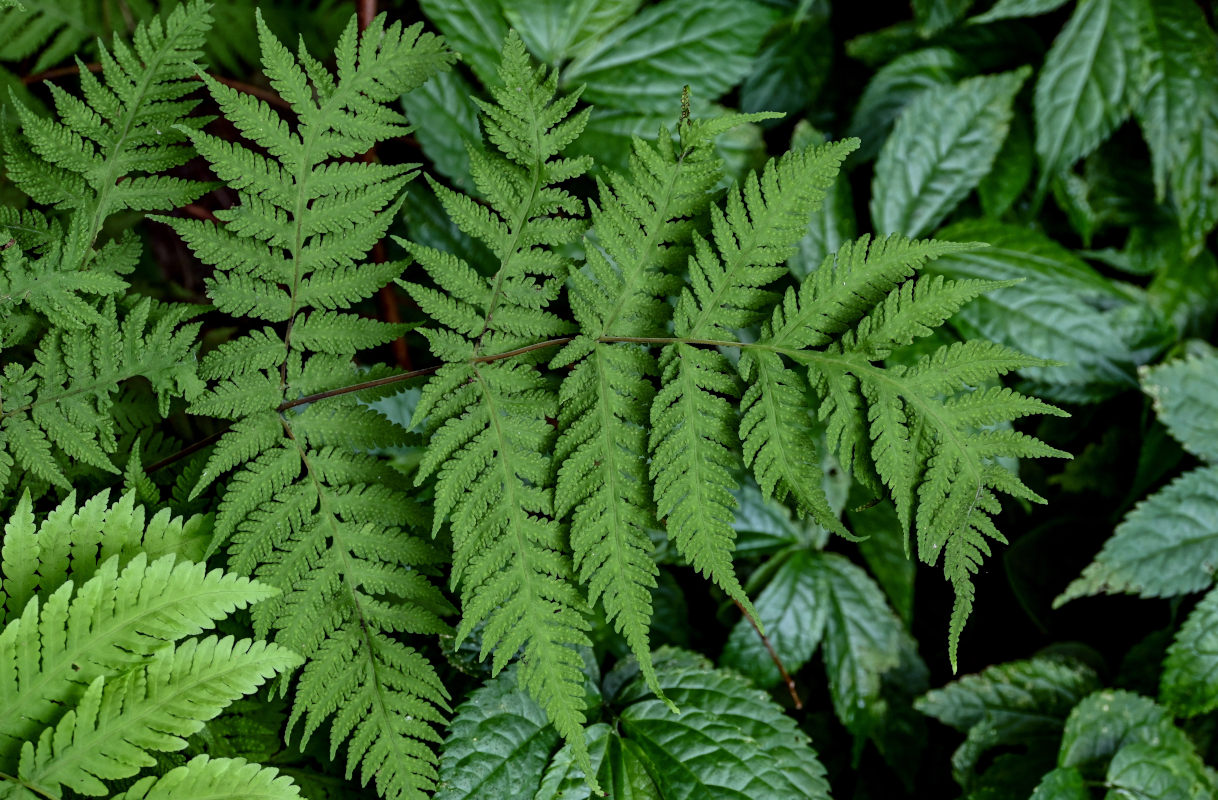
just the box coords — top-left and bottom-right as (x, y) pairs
(0, 0), (1215, 798)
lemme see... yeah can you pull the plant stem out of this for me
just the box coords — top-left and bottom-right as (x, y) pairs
(732, 597), (803, 709)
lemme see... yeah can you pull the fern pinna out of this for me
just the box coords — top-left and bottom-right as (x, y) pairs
(401, 30), (1067, 767)
(156, 13), (455, 800)
(0, 0), (213, 503)
(0, 490), (302, 800)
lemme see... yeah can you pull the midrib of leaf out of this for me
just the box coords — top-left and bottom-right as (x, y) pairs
(471, 365), (548, 641)
(0, 583), (260, 761)
(473, 95), (551, 357)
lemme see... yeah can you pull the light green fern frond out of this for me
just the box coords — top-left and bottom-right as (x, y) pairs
(650, 138), (857, 612)
(749, 234), (1069, 667)
(13, 634), (298, 798)
(0, 491), (299, 799)
(158, 13), (456, 800)
(0, 297), (203, 496)
(0, 488), (210, 621)
(110, 755), (302, 800)
(402, 31), (596, 773)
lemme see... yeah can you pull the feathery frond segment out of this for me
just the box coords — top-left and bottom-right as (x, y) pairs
(401, 31), (596, 773)
(554, 115), (767, 702)
(650, 138), (857, 613)
(0, 297), (203, 496)
(158, 13), (456, 800)
(0, 491), (300, 798)
(754, 234), (1069, 667)
(2, 0), (213, 290)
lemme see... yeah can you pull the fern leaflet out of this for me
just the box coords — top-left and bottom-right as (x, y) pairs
(651, 138), (856, 613)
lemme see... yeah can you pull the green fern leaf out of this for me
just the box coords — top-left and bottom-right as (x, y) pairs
(402, 31), (597, 773)
(554, 117), (757, 701)
(110, 755), (301, 800)
(156, 12), (457, 799)
(3, 0), (213, 281)
(741, 232), (1069, 666)
(0, 298), (203, 494)
(651, 137), (856, 612)
(15, 635), (299, 797)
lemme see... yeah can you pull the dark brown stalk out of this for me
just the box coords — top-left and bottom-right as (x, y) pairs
(732, 597), (803, 710)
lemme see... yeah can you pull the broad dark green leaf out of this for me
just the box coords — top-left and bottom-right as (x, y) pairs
(1161, 586), (1218, 717)
(419, 0), (509, 85)
(917, 658), (1099, 780)
(1034, 0), (1140, 189)
(872, 68), (1029, 238)
(1059, 690), (1190, 769)
(535, 723), (660, 800)
(849, 499), (915, 625)
(1057, 465), (1218, 604)
(1107, 742), (1218, 800)
(1029, 767), (1089, 800)
(503, 0), (641, 64)
(930, 220), (1144, 399)
(613, 649), (832, 799)
(818, 552), (908, 736)
(1131, 0), (1218, 257)
(434, 668), (559, 800)
(789, 122), (856, 279)
(562, 0), (776, 114)
(1142, 327), (1218, 462)
(970, 0), (1071, 24)
(740, 16), (831, 118)
(731, 481), (830, 559)
(847, 48), (972, 164)
(1148, 250), (1218, 339)
(400, 69), (481, 192)
(914, 0), (975, 34)
(721, 549), (827, 687)
(978, 111), (1033, 219)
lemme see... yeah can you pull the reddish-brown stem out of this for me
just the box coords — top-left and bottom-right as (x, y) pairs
(21, 62), (294, 112)
(182, 203), (219, 223)
(732, 597), (803, 710)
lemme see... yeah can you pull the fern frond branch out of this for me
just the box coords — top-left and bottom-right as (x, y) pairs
(151, 334), (979, 475)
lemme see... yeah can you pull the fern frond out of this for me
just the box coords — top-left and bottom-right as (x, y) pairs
(402, 31), (597, 774)
(0, 552), (276, 766)
(0, 297), (203, 494)
(0, 0), (98, 71)
(0, 488), (210, 622)
(111, 755), (301, 800)
(746, 233), (1070, 667)
(554, 118), (758, 700)
(3, 0), (213, 278)
(15, 634), (299, 797)
(650, 138), (857, 612)
(158, 13), (456, 799)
